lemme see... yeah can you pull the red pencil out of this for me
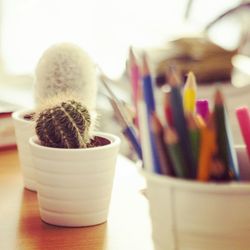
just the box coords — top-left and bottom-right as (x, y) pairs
(163, 91), (173, 127)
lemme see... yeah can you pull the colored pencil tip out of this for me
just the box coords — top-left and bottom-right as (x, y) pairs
(129, 46), (136, 65)
(164, 127), (179, 144)
(151, 112), (163, 133)
(166, 66), (182, 87)
(187, 113), (197, 130)
(214, 89), (224, 105)
(236, 106), (250, 113)
(164, 91), (171, 106)
(185, 71), (197, 90)
(194, 114), (206, 128)
(206, 112), (215, 129)
(142, 53), (150, 76)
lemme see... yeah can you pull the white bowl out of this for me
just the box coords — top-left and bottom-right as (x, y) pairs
(29, 132), (120, 227)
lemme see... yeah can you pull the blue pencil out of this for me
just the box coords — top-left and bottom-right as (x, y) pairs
(100, 76), (143, 160)
(142, 55), (161, 174)
(168, 68), (195, 178)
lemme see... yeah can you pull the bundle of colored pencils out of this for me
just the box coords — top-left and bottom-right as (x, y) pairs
(128, 49), (240, 182)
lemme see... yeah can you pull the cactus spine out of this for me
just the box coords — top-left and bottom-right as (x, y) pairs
(36, 100), (91, 148)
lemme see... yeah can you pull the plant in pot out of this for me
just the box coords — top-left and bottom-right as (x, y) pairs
(29, 95), (120, 227)
(12, 42), (97, 191)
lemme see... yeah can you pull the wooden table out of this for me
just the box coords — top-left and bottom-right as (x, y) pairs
(0, 149), (153, 250)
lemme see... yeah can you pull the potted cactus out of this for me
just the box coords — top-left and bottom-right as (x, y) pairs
(29, 96), (120, 227)
(12, 42), (98, 191)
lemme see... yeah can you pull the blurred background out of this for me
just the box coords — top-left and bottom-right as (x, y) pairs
(1, 0), (250, 158)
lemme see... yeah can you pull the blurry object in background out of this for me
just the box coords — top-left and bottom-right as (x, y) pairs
(1, 0), (241, 80)
(154, 36), (236, 85)
(204, 1), (250, 87)
(0, 111), (16, 149)
(0, 100), (20, 149)
(144, 1), (250, 86)
(232, 54), (250, 87)
(230, 2), (250, 87)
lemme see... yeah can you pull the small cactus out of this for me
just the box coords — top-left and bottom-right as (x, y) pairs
(34, 43), (97, 110)
(36, 99), (92, 148)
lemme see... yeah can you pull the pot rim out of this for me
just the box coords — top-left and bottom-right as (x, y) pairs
(12, 108), (35, 124)
(29, 132), (121, 152)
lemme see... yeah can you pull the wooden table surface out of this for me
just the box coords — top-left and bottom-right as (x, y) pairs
(0, 149), (153, 250)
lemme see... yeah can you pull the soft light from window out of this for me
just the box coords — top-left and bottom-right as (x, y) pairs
(1, 0), (241, 78)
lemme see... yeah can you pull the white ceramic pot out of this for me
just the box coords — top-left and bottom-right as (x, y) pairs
(141, 146), (250, 250)
(29, 132), (120, 227)
(12, 109), (36, 191)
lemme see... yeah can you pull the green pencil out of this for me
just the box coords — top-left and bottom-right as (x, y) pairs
(213, 89), (231, 180)
(164, 127), (189, 178)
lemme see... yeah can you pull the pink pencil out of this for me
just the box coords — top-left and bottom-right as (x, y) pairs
(236, 106), (250, 158)
(129, 47), (140, 129)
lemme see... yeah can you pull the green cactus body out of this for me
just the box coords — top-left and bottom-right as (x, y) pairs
(36, 100), (91, 148)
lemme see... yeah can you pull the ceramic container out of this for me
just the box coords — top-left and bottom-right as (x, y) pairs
(141, 146), (250, 250)
(12, 109), (36, 191)
(29, 132), (120, 227)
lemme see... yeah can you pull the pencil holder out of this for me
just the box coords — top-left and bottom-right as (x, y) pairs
(141, 146), (250, 250)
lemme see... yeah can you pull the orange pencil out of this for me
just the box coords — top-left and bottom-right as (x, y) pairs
(197, 114), (217, 181)
(194, 113), (206, 128)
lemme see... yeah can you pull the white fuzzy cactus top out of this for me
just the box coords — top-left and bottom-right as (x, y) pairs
(34, 43), (97, 110)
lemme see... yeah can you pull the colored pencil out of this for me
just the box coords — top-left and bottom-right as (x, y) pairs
(236, 106), (250, 159)
(151, 112), (173, 176)
(197, 114), (217, 181)
(107, 97), (142, 160)
(225, 109), (240, 180)
(213, 89), (238, 180)
(194, 113), (206, 129)
(167, 67), (195, 178)
(196, 99), (209, 121)
(100, 75), (142, 160)
(187, 113), (200, 170)
(164, 127), (189, 178)
(142, 54), (156, 112)
(129, 47), (140, 128)
(137, 83), (154, 172)
(183, 71), (197, 113)
(141, 54), (161, 173)
(163, 91), (173, 127)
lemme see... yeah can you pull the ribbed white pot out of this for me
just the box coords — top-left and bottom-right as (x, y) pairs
(29, 132), (120, 227)
(12, 109), (36, 191)
(141, 146), (250, 250)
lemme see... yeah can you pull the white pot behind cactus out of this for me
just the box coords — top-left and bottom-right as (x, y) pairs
(34, 42), (97, 111)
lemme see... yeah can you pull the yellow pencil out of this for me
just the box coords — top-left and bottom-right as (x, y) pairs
(183, 72), (197, 113)
(197, 114), (217, 181)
